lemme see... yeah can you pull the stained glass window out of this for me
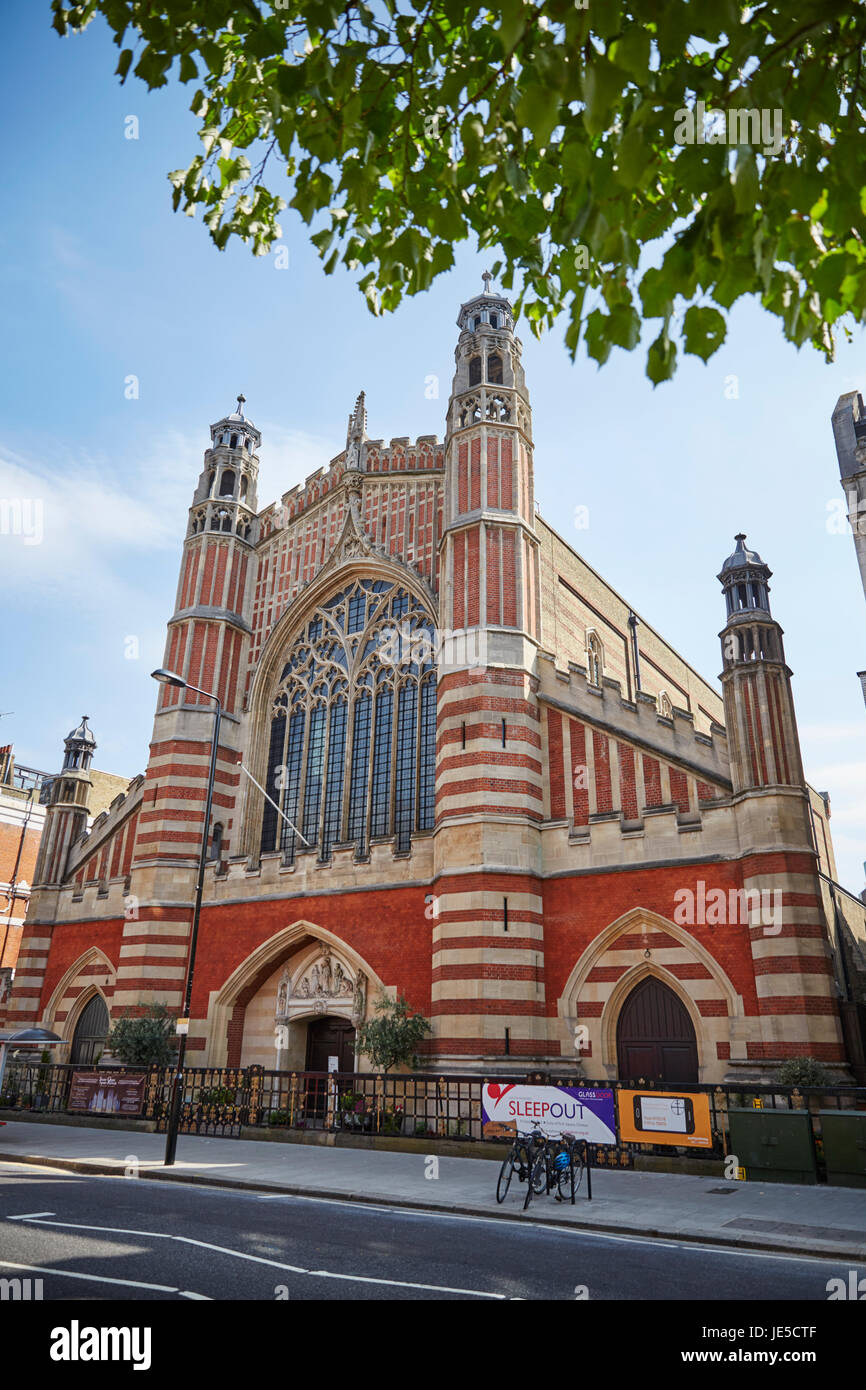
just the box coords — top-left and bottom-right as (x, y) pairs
(394, 684), (417, 851)
(321, 699), (347, 856)
(260, 579), (437, 860)
(370, 689), (393, 839)
(347, 693), (371, 846)
(418, 679), (436, 830)
(279, 709), (305, 855)
(302, 706), (326, 844)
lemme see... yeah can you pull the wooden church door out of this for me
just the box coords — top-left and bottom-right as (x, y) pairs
(616, 977), (699, 1084)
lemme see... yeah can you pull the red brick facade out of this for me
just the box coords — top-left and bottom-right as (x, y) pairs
(7, 295), (858, 1081)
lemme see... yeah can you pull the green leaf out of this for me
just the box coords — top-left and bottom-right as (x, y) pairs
(582, 58), (625, 135)
(732, 148), (758, 215)
(647, 329), (677, 385)
(683, 305), (727, 360)
(609, 29), (650, 80)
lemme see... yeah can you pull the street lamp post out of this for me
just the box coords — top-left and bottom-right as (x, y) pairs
(151, 667), (222, 1167)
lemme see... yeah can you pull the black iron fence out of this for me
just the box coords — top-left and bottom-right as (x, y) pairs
(2, 1061), (864, 1168)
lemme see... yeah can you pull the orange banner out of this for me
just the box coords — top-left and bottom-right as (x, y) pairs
(617, 1089), (712, 1148)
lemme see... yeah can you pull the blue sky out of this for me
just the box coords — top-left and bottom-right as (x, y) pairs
(2, 8), (865, 891)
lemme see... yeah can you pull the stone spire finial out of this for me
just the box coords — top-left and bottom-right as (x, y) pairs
(347, 391), (367, 444)
(482, 269), (492, 294)
(236, 393), (246, 418)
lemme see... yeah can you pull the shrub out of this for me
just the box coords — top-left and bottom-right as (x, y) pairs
(199, 1086), (236, 1107)
(777, 1057), (828, 1088)
(107, 1003), (178, 1067)
(356, 994), (432, 1073)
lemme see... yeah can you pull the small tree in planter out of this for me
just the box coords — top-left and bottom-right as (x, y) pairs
(356, 994), (432, 1136)
(356, 994), (432, 1074)
(107, 1003), (178, 1068)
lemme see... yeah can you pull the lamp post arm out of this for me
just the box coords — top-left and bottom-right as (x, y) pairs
(237, 759), (312, 848)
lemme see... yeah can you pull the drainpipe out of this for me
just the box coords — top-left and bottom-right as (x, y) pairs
(628, 611), (642, 694)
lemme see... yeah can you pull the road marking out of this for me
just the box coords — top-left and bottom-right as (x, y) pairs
(4, 1164), (861, 1271)
(7, 1215), (505, 1298)
(7, 1212), (55, 1220)
(260, 1192), (866, 1265)
(0, 1259), (209, 1299)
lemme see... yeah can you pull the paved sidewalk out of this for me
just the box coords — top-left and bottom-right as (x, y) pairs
(1, 1119), (865, 1262)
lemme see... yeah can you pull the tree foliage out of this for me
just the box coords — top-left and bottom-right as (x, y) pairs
(51, 1), (866, 380)
(356, 992), (432, 1072)
(107, 1002), (178, 1066)
(776, 1056), (828, 1087)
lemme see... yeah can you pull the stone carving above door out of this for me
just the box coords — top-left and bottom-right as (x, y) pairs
(275, 947), (367, 1025)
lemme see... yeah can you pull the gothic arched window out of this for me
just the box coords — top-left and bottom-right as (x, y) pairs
(486, 394), (510, 422)
(469, 356), (482, 386)
(209, 822), (224, 860)
(219, 469), (236, 498)
(487, 352), (503, 384)
(458, 397), (482, 428)
(260, 579), (437, 862)
(586, 630), (604, 687)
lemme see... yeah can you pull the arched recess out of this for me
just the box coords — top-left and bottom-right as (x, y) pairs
(69, 991), (111, 1066)
(239, 552), (439, 861)
(614, 961), (700, 1078)
(43, 947), (117, 1042)
(202, 919), (388, 1067)
(557, 907), (742, 1078)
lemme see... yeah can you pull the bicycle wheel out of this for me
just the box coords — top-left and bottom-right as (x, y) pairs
(524, 1152), (547, 1210)
(496, 1150), (516, 1204)
(572, 1149), (585, 1192)
(555, 1159), (573, 1203)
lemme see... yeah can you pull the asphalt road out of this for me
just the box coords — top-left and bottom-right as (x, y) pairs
(0, 1160), (862, 1302)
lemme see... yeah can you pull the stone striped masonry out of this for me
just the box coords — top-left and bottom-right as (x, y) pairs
(7, 289), (866, 1085)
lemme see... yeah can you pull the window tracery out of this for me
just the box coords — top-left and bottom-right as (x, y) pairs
(458, 396), (482, 428)
(586, 630), (604, 687)
(260, 578), (437, 861)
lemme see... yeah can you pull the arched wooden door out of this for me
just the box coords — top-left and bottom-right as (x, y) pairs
(70, 993), (110, 1066)
(616, 977), (698, 1083)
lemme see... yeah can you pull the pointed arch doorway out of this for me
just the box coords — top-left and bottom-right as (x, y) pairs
(70, 994), (110, 1066)
(616, 977), (698, 1084)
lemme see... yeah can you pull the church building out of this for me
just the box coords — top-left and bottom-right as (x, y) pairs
(7, 284), (866, 1083)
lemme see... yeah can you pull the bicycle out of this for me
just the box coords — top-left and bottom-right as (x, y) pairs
(523, 1130), (585, 1210)
(495, 1127), (546, 1204)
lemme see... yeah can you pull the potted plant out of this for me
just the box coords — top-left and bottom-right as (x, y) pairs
(381, 1105), (404, 1136)
(32, 1049), (52, 1112)
(338, 1091), (368, 1130)
(199, 1085), (236, 1108)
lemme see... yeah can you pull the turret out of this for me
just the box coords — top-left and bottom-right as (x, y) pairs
(718, 534), (805, 793)
(431, 279), (545, 1070)
(189, 394), (260, 541)
(32, 717), (96, 887)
